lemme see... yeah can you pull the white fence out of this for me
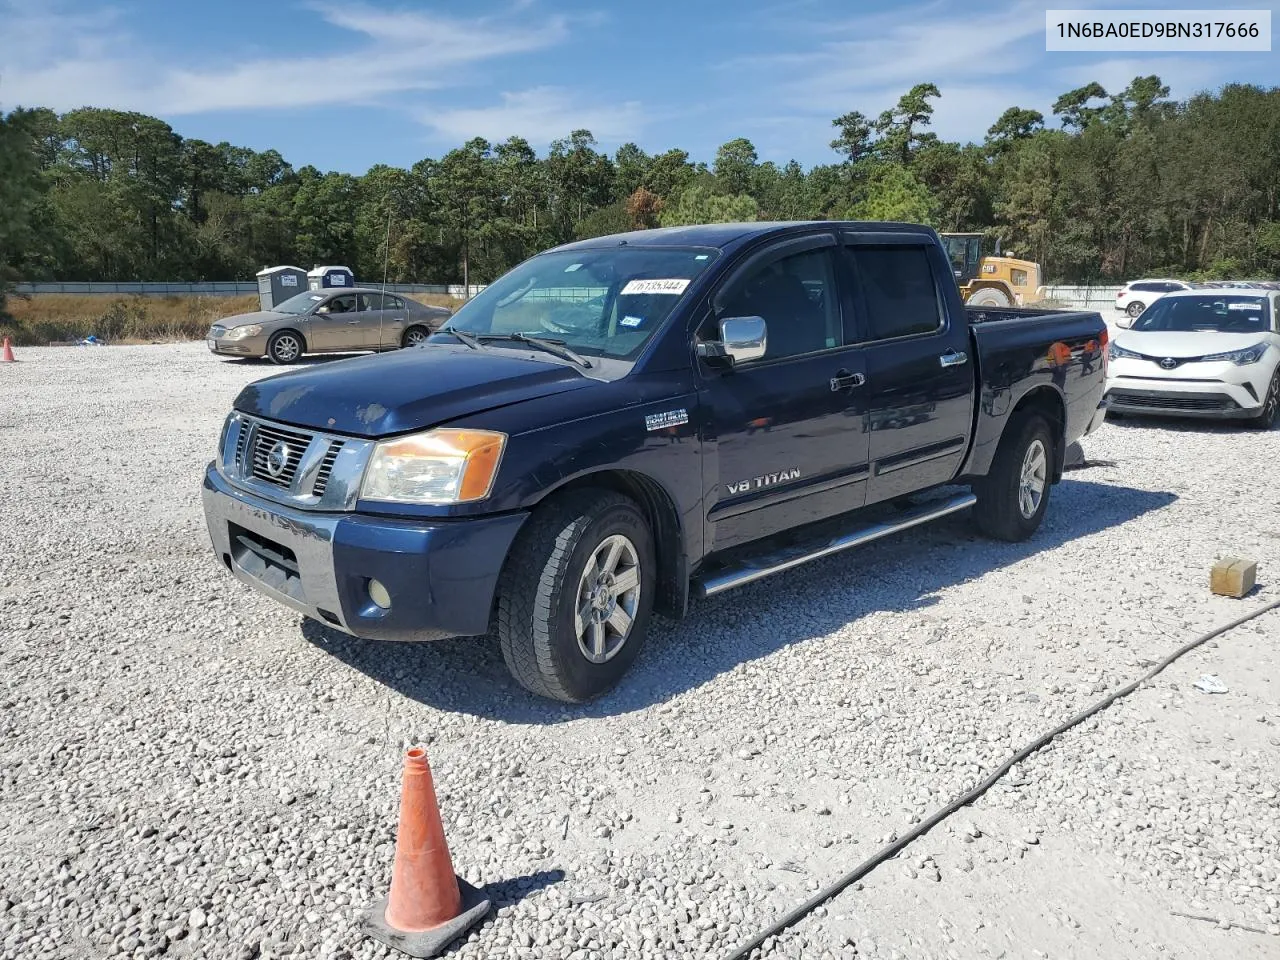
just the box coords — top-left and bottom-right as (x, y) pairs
(13, 281), (487, 299)
(1039, 285), (1122, 309)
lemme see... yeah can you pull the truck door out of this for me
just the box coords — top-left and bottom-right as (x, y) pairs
(698, 233), (870, 553)
(841, 235), (975, 504)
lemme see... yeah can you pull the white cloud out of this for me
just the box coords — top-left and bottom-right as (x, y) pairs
(0, 0), (570, 115)
(723, 0), (1257, 152)
(418, 87), (646, 147)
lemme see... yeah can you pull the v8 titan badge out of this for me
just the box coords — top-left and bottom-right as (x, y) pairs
(645, 409), (689, 431)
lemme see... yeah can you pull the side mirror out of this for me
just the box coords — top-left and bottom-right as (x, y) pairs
(697, 316), (767, 365)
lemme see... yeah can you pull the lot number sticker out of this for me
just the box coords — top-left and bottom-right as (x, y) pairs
(622, 278), (689, 295)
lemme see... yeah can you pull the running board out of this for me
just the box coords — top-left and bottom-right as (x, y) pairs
(695, 492), (977, 598)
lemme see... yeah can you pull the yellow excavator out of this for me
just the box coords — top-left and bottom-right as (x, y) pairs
(940, 233), (1046, 307)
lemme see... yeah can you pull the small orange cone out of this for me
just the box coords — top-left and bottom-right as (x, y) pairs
(363, 746), (491, 956)
(1, 338), (14, 363)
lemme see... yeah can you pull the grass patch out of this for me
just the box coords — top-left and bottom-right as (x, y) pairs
(0, 292), (460, 346)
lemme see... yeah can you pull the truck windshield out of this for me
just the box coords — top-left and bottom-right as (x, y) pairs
(441, 247), (719, 360)
(1131, 295), (1271, 334)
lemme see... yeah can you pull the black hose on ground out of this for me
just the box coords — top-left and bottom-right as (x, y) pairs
(724, 596), (1280, 960)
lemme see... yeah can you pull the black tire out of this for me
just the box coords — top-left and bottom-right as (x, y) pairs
(973, 413), (1055, 542)
(401, 325), (430, 349)
(1251, 368), (1280, 430)
(496, 490), (655, 703)
(1126, 301), (1145, 319)
(267, 330), (305, 365)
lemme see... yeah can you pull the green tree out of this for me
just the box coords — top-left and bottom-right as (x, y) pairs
(847, 163), (936, 223)
(712, 138), (758, 196)
(659, 184), (759, 226)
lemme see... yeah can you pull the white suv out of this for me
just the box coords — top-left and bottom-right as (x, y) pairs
(1115, 279), (1193, 325)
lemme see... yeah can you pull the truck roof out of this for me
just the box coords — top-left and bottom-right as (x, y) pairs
(550, 220), (939, 255)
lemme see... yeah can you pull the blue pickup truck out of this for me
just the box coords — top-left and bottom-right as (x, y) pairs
(202, 221), (1109, 702)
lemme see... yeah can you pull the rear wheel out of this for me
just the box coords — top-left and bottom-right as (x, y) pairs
(267, 330), (304, 365)
(401, 325), (430, 348)
(1251, 368), (1280, 430)
(973, 413), (1055, 542)
(967, 288), (1011, 307)
(1126, 301), (1145, 319)
(496, 490), (655, 702)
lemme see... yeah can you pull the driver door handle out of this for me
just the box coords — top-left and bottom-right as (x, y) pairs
(939, 349), (968, 368)
(346, 320), (361, 325)
(830, 370), (865, 391)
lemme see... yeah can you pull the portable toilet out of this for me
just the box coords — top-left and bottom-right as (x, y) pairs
(307, 265), (355, 290)
(256, 265), (307, 309)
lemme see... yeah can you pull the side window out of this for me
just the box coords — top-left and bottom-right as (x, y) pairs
(846, 245), (942, 341)
(358, 293), (382, 311)
(1011, 268), (1028, 287)
(715, 248), (840, 362)
(385, 295), (404, 310)
(325, 294), (356, 314)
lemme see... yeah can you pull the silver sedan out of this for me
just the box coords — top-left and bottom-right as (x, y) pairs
(206, 288), (453, 364)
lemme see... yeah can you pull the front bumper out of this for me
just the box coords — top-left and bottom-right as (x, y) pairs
(202, 463), (528, 641)
(1106, 363), (1268, 420)
(207, 334), (268, 356)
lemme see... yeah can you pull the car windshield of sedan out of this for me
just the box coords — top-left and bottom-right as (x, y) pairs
(439, 247), (720, 359)
(274, 292), (327, 315)
(1132, 295), (1272, 334)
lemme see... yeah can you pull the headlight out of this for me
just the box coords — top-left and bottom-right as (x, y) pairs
(225, 324), (263, 340)
(361, 429), (507, 504)
(1200, 343), (1267, 365)
(1109, 343), (1141, 361)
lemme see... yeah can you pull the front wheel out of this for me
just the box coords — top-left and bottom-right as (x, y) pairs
(1251, 368), (1280, 430)
(967, 288), (1011, 307)
(496, 490), (655, 703)
(267, 330), (304, 365)
(973, 413), (1055, 542)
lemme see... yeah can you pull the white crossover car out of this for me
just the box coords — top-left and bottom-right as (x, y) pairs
(1106, 290), (1280, 427)
(1113, 278), (1194, 325)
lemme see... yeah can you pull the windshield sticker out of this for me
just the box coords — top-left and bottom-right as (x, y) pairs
(695, 254), (709, 260)
(1227, 302), (1263, 310)
(622, 278), (690, 296)
(564, 263), (583, 272)
(620, 315), (644, 328)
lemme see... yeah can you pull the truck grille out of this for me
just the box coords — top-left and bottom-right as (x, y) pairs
(312, 441), (345, 496)
(249, 423), (313, 488)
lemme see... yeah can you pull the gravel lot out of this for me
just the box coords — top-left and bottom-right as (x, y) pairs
(1, 343), (1277, 960)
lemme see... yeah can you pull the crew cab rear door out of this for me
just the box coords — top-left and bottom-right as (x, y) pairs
(697, 232), (870, 553)
(840, 233), (975, 504)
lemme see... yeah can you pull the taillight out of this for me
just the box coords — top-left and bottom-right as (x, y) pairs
(1099, 327), (1109, 375)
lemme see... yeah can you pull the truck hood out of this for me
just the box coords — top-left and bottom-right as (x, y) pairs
(233, 343), (595, 436)
(1116, 330), (1270, 358)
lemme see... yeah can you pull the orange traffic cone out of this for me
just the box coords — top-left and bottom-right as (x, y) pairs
(1, 338), (14, 363)
(363, 746), (491, 957)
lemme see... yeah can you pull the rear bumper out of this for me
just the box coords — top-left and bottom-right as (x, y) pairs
(201, 463), (528, 641)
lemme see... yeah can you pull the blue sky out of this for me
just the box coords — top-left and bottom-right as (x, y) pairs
(2, 0), (1277, 173)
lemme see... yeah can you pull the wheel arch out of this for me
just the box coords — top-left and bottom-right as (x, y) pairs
(536, 469), (688, 620)
(268, 327), (308, 353)
(1007, 385), (1067, 481)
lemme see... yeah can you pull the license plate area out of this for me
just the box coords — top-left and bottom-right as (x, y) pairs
(229, 522), (307, 604)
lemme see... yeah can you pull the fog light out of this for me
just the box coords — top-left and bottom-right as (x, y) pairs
(367, 578), (392, 610)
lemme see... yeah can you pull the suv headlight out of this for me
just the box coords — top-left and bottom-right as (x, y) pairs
(361, 429), (507, 504)
(1109, 343), (1141, 361)
(1200, 343), (1267, 365)
(226, 324), (263, 340)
